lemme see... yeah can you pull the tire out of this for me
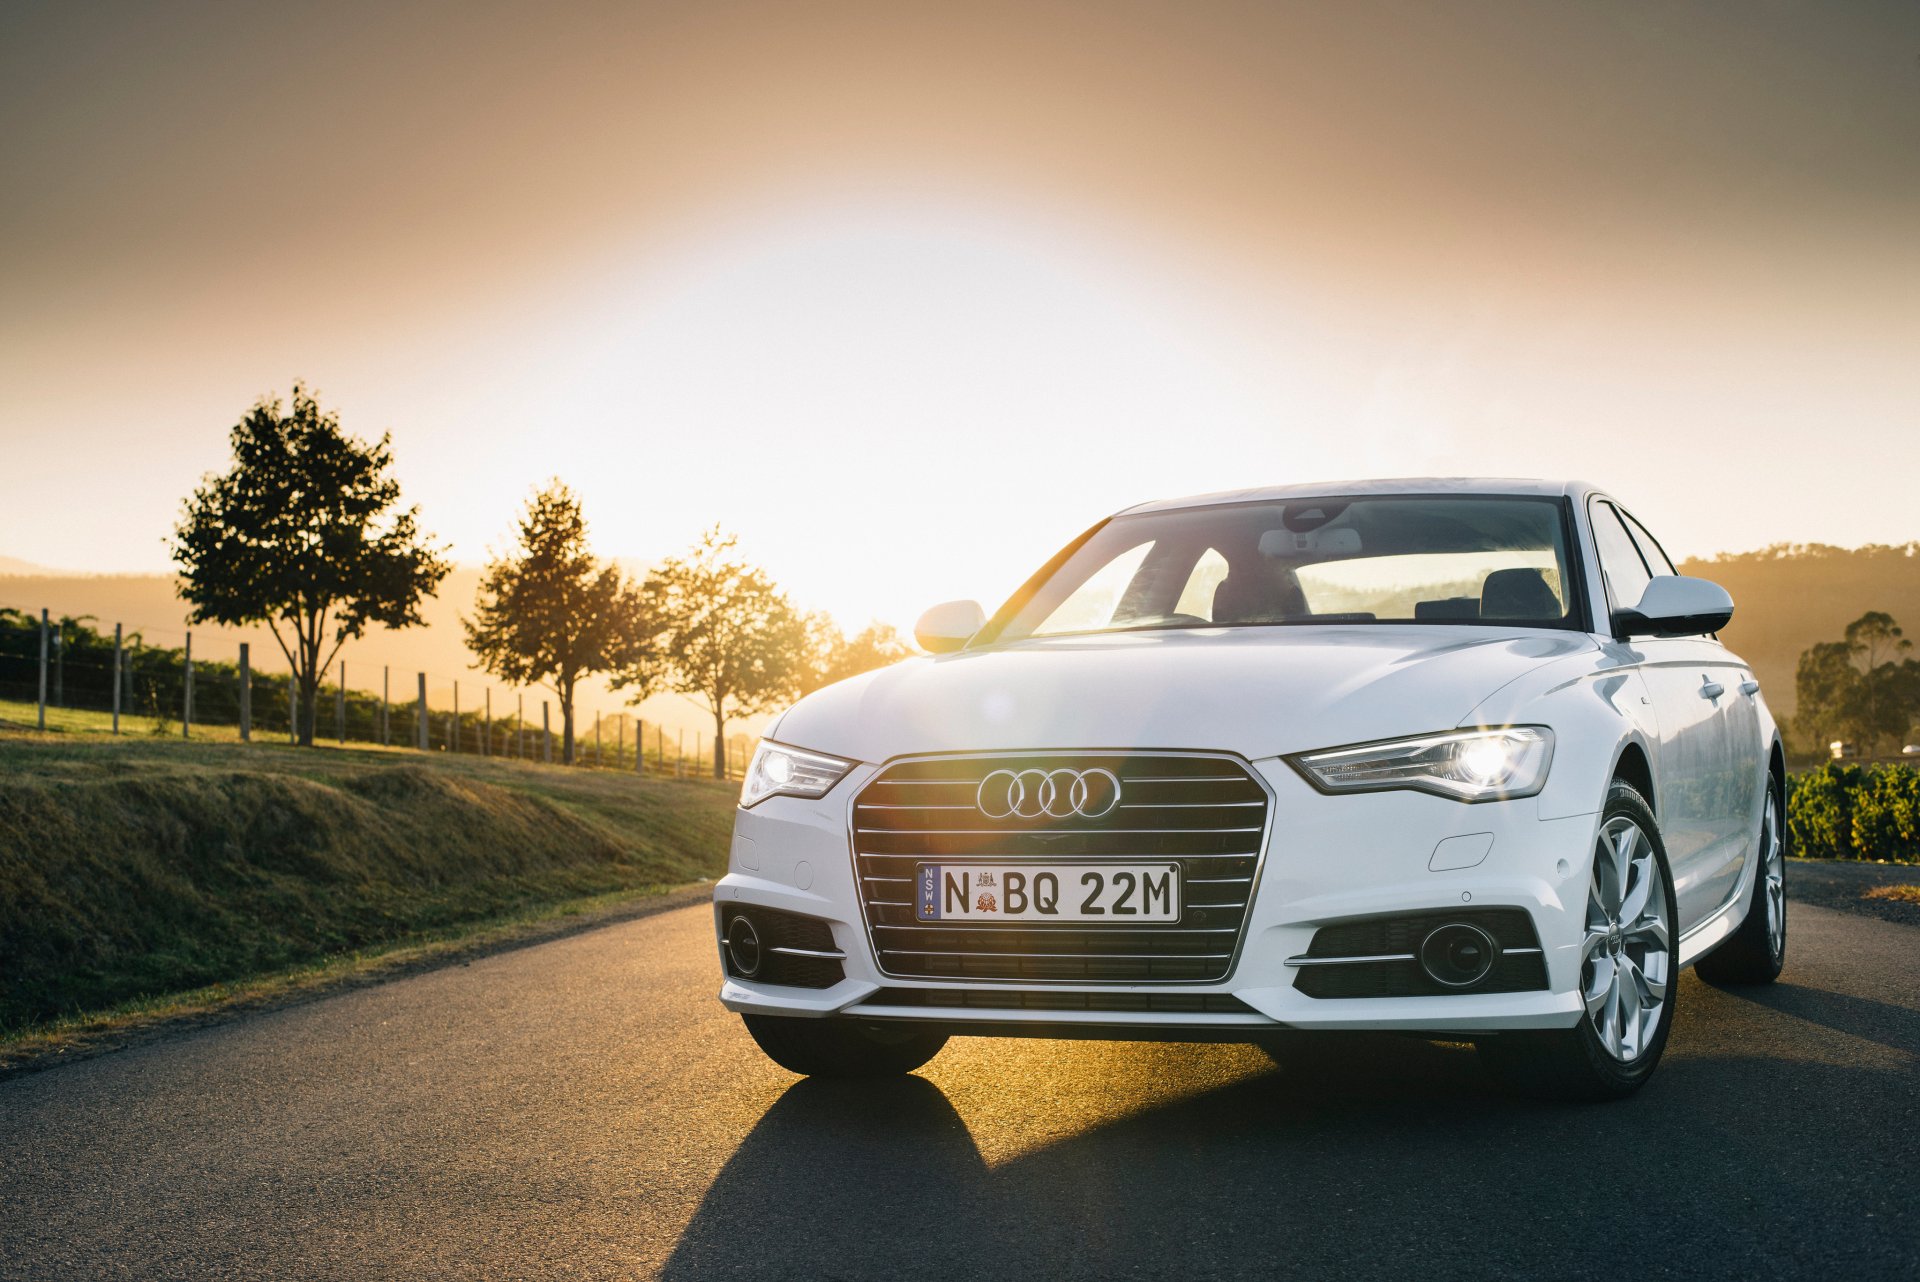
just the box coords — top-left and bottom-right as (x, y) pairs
(1695, 771), (1787, 986)
(742, 1015), (948, 1078)
(1479, 781), (1678, 1102)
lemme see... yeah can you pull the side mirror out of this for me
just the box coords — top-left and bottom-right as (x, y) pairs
(1614, 575), (1734, 639)
(914, 599), (986, 654)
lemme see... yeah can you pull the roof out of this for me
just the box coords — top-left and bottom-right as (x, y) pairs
(1117, 477), (1600, 516)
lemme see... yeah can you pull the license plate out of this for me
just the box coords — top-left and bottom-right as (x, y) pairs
(915, 863), (1180, 923)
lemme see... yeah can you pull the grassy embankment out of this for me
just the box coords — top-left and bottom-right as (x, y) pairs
(1, 695), (247, 741)
(0, 715), (737, 1064)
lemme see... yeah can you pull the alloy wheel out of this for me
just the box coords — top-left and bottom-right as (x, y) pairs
(1762, 790), (1786, 959)
(1582, 816), (1671, 1062)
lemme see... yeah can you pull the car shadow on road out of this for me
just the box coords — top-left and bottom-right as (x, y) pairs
(1698, 978), (1920, 1057)
(659, 1034), (1917, 1281)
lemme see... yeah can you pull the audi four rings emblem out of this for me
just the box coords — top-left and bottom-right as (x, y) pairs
(976, 767), (1122, 820)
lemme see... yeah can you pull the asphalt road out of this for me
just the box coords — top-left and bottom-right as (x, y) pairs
(2, 884), (1916, 1281)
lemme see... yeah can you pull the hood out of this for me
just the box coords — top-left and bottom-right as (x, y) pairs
(772, 625), (1596, 764)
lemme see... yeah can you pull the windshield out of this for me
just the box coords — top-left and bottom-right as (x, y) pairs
(988, 495), (1579, 643)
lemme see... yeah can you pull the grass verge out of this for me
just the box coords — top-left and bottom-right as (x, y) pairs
(1, 881), (711, 1077)
(1, 730), (737, 1071)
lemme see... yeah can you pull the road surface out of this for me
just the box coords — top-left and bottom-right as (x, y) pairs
(2, 885), (1916, 1280)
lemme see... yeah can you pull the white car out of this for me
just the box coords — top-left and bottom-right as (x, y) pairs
(716, 480), (1786, 1099)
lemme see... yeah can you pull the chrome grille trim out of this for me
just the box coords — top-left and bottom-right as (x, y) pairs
(849, 750), (1274, 985)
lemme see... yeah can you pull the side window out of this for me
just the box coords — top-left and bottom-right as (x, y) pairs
(1033, 541), (1154, 635)
(1590, 502), (1653, 612)
(1619, 510), (1677, 578)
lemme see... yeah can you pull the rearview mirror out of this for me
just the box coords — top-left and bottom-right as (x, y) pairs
(915, 599), (986, 653)
(1614, 576), (1734, 639)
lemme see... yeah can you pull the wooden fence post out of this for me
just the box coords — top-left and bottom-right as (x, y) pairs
(594, 711), (602, 768)
(416, 673), (428, 750)
(542, 701), (552, 763)
(289, 668), (298, 744)
(484, 689), (491, 757)
(182, 630), (193, 739)
(113, 623), (124, 735)
(238, 642), (251, 742)
(517, 693), (524, 758)
(382, 666), (390, 746)
(36, 609), (47, 730)
(452, 680), (460, 754)
(336, 661), (346, 744)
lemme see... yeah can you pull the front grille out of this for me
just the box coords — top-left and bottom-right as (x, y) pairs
(1292, 907), (1548, 999)
(851, 751), (1271, 983)
(858, 987), (1259, 1015)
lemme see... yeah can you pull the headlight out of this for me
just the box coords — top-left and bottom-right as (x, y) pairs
(1287, 726), (1554, 803)
(740, 740), (857, 808)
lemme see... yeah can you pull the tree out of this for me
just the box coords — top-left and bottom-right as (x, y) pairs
(170, 383), (449, 746)
(464, 481), (643, 765)
(1794, 612), (1920, 756)
(624, 528), (808, 779)
(1845, 612), (1915, 752)
(1795, 640), (1857, 753)
(802, 617), (915, 693)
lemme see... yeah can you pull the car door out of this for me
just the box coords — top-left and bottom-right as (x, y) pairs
(1588, 499), (1745, 929)
(1618, 506), (1764, 901)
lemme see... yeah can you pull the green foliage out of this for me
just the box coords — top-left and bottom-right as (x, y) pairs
(1787, 762), (1920, 862)
(623, 527), (808, 778)
(168, 384), (450, 746)
(0, 737), (736, 1029)
(1851, 765), (1920, 863)
(464, 481), (645, 765)
(1788, 763), (1865, 860)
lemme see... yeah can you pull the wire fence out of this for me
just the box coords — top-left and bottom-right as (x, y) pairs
(0, 607), (751, 781)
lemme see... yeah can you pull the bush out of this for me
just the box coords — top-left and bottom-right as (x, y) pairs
(1787, 762), (1920, 862)
(1852, 764), (1920, 862)
(1788, 763), (1865, 859)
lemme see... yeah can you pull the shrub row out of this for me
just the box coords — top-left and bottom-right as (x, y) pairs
(1787, 762), (1920, 862)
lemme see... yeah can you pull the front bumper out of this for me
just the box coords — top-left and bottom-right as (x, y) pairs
(715, 757), (1594, 1035)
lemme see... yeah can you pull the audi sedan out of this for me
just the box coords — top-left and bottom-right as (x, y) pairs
(715, 479), (1786, 1099)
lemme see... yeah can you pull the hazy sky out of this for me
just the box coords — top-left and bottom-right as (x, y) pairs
(3, 0), (1917, 633)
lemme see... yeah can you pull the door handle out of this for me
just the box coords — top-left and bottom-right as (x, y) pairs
(1739, 680), (1760, 697)
(1700, 677), (1725, 701)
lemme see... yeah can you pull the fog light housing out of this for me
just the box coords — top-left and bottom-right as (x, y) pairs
(1419, 922), (1497, 988)
(724, 914), (763, 979)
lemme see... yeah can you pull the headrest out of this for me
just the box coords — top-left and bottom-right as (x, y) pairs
(1415, 597), (1480, 621)
(1210, 571), (1271, 624)
(1480, 568), (1561, 620)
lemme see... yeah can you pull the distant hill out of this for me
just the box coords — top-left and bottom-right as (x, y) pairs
(1679, 543), (1920, 717)
(0, 556), (70, 576)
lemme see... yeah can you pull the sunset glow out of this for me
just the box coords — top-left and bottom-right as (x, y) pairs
(2, 0), (1917, 736)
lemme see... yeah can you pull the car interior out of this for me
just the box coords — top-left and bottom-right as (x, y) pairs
(1014, 496), (1577, 639)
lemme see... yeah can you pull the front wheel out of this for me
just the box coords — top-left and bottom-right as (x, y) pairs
(742, 1015), (948, 1078)
(1480, 781), (1677, 1101)
(1695, 773), (1787, 985)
